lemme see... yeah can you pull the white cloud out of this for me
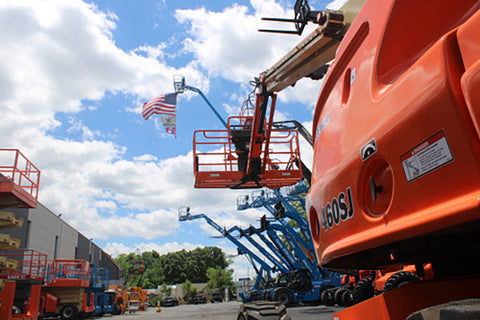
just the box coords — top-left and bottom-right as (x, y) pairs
(175, 0), (319, 84)
(326, 0), (350, 9)
(95, 200), (117, 211)
(0, 0), (219, 242)
(104, 241), (202, 257)
(0, 0), (316, 280)
(133, 154), (158, 162)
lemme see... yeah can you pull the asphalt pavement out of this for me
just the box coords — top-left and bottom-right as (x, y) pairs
(95, 301), (346, 320)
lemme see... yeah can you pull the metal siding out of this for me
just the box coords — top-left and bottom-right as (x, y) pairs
(76, 233), (90, 261)
(23, 203), (61, 258)
(59, 222), (78, 259)
(2, 203), (122, 281)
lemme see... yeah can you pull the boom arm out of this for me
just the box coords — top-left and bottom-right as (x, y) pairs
(268, 222), (316, 272)
(184, 85), (228, 129)
(260, 0), (365, 93)
(245, 225), (294, 270)
(178, 210), (273, 272)
(228, 225), (289, 274)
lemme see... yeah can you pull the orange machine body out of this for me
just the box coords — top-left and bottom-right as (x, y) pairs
(307, 0), (480, 270)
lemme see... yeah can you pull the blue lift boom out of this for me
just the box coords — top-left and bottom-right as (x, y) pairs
(177, 207), (276, 301)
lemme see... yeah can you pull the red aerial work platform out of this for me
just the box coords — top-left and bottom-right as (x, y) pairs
(46, 259), (91, 288)
(0, 250), (48, 320)
(41, 259), (95, 317)
(193, 93), (303, 189)
(0, 149), (40, 209)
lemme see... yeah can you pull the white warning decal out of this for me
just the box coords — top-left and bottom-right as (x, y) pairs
(401, 130), (453, 182)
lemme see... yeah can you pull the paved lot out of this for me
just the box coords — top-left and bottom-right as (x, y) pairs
(96, 301), (346, 320)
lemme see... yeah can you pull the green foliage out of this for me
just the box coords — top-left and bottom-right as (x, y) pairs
(181, 279), (197, 302)
(114, 246), (230, 288)
(205, 267), (236, 293)
(159, 283), (172, 297)
(149, 294), (161, 307)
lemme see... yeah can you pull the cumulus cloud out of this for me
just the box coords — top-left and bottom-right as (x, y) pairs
(0, 0), (316, 275)
(104, 241), (202, 257)
(0, 0), (216, 238)
(175, 0), (320, 84)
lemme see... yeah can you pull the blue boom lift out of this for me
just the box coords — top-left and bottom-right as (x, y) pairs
(86, 265), (116, 316)
(177, 207), (277, 301)
(237, 186), (343, 306)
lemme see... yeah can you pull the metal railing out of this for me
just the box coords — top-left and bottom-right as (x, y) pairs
(0, 149), (40, 199)
(0, 249), (48, 281)
(46, 259), (90, 283)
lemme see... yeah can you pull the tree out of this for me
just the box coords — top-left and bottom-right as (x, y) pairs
(181, 279), (197, 303)
(205, 267), (236, 293)
(159, 283), (172, 297)
(114, 246), (231, 288)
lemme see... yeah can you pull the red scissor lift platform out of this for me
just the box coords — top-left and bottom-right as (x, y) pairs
(41, 259), (95, 317)
(0, 149), (41, 319)
(193, 93), (303, 189)
(0, 149), (40, 209)
(0, 250), (48, 320)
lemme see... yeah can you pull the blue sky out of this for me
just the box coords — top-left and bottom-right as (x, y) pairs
(1, 0), (343, 280)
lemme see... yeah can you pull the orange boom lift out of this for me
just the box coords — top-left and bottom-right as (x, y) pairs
(249, 0), (480, 318)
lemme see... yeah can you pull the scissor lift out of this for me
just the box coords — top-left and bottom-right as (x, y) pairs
(0, 250), (47, 320)
(41, 259), (95, 319)
(0, 149), (41, 320)
(0, 149), (40, 209)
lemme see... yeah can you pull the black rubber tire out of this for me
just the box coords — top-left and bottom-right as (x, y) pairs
(341, 289), (354, 306)
(111, 304), (121, 315)
(261, 290), (269, 301)
(248, 290), (262, 302)
(273, 288), (292, 307)
(60, 304), (79, 320)
(383, 271), (420, 293)
(239, 301), (290, 320)
(237, 312), (247, 320)
(266, 289), (274, 301)
(334, 287), (349, 306)
(352, 276), (374, 304)
(321, 288), (335, 306)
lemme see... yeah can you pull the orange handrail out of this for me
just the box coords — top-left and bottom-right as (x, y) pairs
(0, 149), (40, 200)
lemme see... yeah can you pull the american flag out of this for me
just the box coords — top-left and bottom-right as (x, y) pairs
(142, 92), (177, 120)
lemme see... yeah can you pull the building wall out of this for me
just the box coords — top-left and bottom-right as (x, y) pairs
(102, 253), (122, 280)
(2, 203), (122, 280)
(20, 203), (78, 259)
(76, 233), (91, 262)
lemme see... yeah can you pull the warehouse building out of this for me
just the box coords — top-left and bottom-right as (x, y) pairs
(2, 202), (122, 281)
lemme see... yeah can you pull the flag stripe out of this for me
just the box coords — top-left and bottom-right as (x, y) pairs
(142, 93), (177, 120)
(143, 106), (176, 116)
